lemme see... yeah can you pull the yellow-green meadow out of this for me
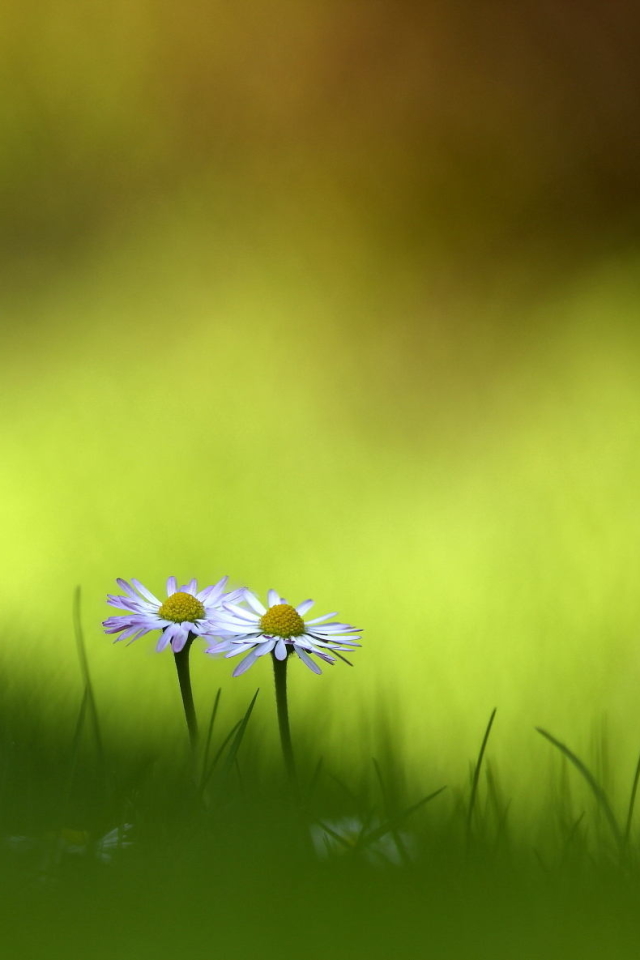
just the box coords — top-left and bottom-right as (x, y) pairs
(3, 3), (640, 955)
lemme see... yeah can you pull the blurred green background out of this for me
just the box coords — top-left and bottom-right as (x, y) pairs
(3, 0), (640, 812)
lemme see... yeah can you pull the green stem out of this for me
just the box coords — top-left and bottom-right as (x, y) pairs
(272, 653), (299, 800)
(173, 633), (198, 752)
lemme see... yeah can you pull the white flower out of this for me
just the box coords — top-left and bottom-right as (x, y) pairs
(4, 824), (134, 871)
(206, 588), (362, 676)
(94, 825), (135, 863)
(103, 576), (243, 653)
(310, 817), (415, 866)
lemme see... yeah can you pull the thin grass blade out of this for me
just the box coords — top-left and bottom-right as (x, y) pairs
(373, 757), (412, 865)
(200, 688), (222, 786)
(315, 819), (357, 852)
(624, 750), (640, 845)
(360, 784), (447, 848)
(466, 707), (497, 839)
(222, 688), (260, 776)
(200, 719), (242, 791)
(306, 756), (324, 803)
(536, 727), (623, 850)
(63, 687), (89, 812)
(73, 586), (105, 770)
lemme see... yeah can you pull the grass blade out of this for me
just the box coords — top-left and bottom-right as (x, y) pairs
(328, 772), (359, 803)
(624, 750), (640, 845)
(485, 762), (511, 852)
(200, 720), (242, 791)
(559, 811), (586, 867)
(201, 689), (262, 793)
(222, 688), (260, 776)
(315, 819), (357, 852)
(536, 727), (623, 850)
(73, 586), (105, 770)
(361, 784), (447, 848)
(466, 707), (497, 840)
(200, 688), (222, 786)
(63, 687), (89, 812)
(373, 757), (412, 865)
(306, 755), (324, 803)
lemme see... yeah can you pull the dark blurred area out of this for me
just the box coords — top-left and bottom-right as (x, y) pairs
(3, 681), (640, 960)
(2, 0), (640, 292)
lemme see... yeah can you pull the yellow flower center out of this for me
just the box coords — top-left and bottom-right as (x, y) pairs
(259, 603), (305, 638)
(158, 592), (205, 623)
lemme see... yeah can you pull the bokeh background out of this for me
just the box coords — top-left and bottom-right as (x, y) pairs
(3, 0), (640, 814)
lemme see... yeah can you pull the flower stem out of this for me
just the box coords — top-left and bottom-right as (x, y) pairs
(272, 653), (299, 801)
(173, 634), (198, 752)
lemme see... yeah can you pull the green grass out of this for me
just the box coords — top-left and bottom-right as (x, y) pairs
(3, 632), (640, 960)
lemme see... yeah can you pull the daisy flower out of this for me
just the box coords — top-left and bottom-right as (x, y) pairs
(206, 589), (362, 676)
(103, 576), (242, 653)
(5, 824), (134, 879)
(310, 817), (416, 866)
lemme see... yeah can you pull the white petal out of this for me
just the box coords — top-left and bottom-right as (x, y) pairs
(313, 649), (336, 664)
(295, 646), (323, 675)
(115, 623), (144, 642)
(255, 639), (276, 657)
(243, 590), (267, 615)
(224, 602), (261, 622)
(156, 630), (173, 652)
(206, 640), (233, 654)
(130, 579), (161, 606)
(172, 628), (191, 652)
(213, 625), (261, 640)
(116, 579), (140, 601)
(305, 612), (338, 625)
(267, 589), (281, 607)
(106, 595), (139, 612)
(306, 635), (361, 649)
(232, 650), (260, 677)
(224, 588), (246, 605)
(224, 642), (258, 658)
(166, 576), (178, 595)
(274, 639), (288, 660)
(208, 612), (247, 626)
(296, 599), (315, 616)
(201, 577), (228, 603)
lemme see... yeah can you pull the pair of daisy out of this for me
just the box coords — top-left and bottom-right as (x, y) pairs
(103, 577), (361, 677)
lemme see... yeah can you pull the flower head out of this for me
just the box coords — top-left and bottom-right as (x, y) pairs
(310, 817), (415, 866)
(103, 576), (242, 653)
(206, 588), (362, 676)
(5, 824), (134, 877)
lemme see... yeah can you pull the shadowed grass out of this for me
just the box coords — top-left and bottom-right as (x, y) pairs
(536, 727), (624, 853)
(73, 587), (104, 774)
(466, 706), (497, 847)
(4, 686), (640, 960)
(624, 750), (640, 846)
(4, 638), (640, 959)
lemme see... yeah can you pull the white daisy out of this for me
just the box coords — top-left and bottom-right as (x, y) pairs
(103, 576), (243, 653)
(310, 816), (415, 866)
(206, 588), (362, 676)
(5, 824), (134, 871)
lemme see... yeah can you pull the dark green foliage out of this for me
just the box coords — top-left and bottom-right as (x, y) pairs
(3, 674), (640, 960)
